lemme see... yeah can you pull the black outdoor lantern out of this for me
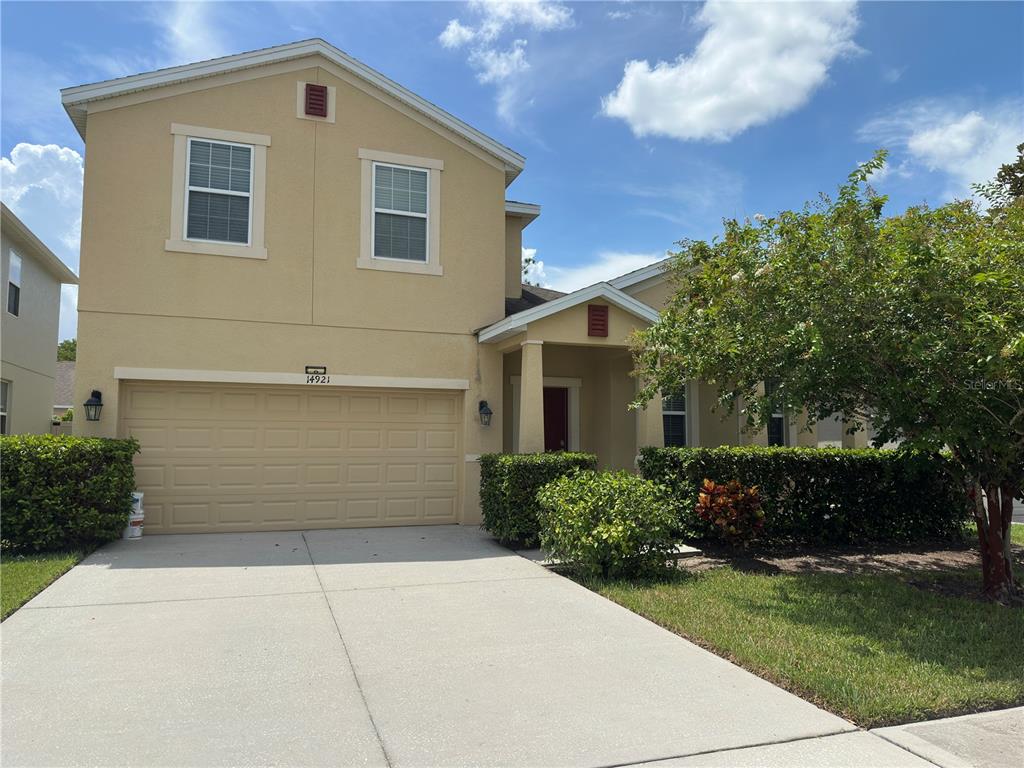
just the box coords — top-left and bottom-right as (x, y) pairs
(83, 390), (104, 422)
(478, 400), (493, 427)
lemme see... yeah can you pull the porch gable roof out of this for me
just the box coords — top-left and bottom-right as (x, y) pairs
(477, 282), (659, 343)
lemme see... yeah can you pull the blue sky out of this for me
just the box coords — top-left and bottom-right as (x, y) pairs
(2, 1), (1022, 342)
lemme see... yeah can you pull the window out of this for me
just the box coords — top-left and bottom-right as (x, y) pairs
(0, 380), (9, 434)
(185, 138), (252, 245)
(372, 163), (428, 262)
(662, 389), (686, 447)
(165, 124), (269, 260)
(765, 378), (787, 446)
(7, 251), (21, 316)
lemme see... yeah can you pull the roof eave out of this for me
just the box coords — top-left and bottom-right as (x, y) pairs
(478, 282), (658, 343)
(60, 38), (526, 180)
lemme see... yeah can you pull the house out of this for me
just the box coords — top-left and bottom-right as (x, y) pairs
(63, 39), (862, 535)
(53, 360), (75, 420)
(1, 204), (79, 435)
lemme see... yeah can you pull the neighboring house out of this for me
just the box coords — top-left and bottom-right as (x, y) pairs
(0, 204), (79, 435)
(53, 360), (75, 419)
(63, 39), (860, 535)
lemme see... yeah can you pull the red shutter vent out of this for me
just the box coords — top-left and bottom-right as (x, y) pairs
(305, 83), (328, 117)
(588, 304), (609, 337)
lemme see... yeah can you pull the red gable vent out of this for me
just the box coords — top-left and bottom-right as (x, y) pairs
(588, 304), (609, 337)
(305, 83), (328, 117)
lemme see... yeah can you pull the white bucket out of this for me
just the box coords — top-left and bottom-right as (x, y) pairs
(124, 493), (144, 540)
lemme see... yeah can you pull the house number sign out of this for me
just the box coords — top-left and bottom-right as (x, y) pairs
(304, 365), (330, 384)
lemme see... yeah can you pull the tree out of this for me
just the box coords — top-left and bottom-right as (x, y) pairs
(57, 338), (76, 361)
(632, 152), (1024, 600)
(973, 142), (1024, 208)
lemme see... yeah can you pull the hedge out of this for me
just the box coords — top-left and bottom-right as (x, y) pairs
(638, 446), (967, 546)
(537, 470), (677, 577)
(479, 452), (597, 546)
(1, 435), (140, 553)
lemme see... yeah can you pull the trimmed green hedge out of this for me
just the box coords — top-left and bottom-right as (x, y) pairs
(537, 470), (677, 577)
(479, 452), (597, 546)
(1, 435), (140, 553)
(639, 446), (967, 546)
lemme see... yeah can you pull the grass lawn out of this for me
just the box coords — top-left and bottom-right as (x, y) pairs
(589, 558), (1024, 727)
(1, 552), (83, 620)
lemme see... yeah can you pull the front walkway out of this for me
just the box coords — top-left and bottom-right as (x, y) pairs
(0, 526), (990, 766)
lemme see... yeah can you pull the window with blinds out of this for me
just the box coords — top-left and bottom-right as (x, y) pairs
(373, 163), (428, 262)
(662, 389), (686, 447)
(765, 378), (787, 446)
(186, 138), (252, 245)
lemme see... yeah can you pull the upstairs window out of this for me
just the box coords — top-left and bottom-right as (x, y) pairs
(662, 389), (686, 447)
(7, 251), (21, 316)
(186, 138), (252, 245)
(372, 162), (428, 262)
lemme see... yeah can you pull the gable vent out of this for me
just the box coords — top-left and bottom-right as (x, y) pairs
(304, 83), (328, 117)
(588, 304), (609, 337)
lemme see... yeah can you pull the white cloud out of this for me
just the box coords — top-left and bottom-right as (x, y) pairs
(470, 39), (530, 84)
(438, 0), (573, 125)
(859, 99), (1023, 198)
(1, 143), (85, 339)
(151, 1), (231, 65)
(440, 19), (477, 49)
(523, 249), (665, 293)
(602, 0), (860, 142)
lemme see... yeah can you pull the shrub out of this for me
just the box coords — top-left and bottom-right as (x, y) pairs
(1, 435), (140, 553)
(60, 408), (73, 423)
(639, 446), (967, 547)
(479, 452), (597, 546)
(537, 470), (678, 577)
(695, 479), (764, 546)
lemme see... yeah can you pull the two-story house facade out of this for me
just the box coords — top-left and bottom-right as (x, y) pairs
(64, 39), (858, 535)
(1, 204), (79, 435)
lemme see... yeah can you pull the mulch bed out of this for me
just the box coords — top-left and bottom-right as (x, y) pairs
(678, 539), (1024, 604)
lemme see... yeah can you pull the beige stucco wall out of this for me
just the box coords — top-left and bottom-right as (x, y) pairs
(73, 58), (510, 523)
(623, 277), (674, 311)
(505, 216), (524, 299)
(1, 230), (61, 434)
(525, 302), (646, 347)
(501, 345), (638, 470)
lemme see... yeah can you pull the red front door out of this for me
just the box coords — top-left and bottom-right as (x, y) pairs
(543, 387), (569, 452)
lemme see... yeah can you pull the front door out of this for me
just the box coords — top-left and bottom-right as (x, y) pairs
(543, 387), (569, 452)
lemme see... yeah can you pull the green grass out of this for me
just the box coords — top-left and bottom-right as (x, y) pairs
(1012, 523), (1024, 546)
(590, 568), (1024, 727)
(1, 552), (83, 620)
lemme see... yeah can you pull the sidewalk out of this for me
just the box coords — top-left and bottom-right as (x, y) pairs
(873, 707), (1023, 768)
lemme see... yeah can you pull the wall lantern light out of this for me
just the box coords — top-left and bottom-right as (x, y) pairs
(83, 390), (104, 421)
(478, 400), (493, 427)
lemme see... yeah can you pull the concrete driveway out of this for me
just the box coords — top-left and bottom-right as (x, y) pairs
(3, 526), (931, 767)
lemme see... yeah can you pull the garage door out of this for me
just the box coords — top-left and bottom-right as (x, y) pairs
(120, 382), (462, 533)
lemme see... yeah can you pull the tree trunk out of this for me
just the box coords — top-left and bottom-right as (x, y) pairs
(973, 482), (1019, 600)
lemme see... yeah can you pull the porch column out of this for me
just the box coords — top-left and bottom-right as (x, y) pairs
(518, 340), (545, 453)
(636, 387), (664, 451)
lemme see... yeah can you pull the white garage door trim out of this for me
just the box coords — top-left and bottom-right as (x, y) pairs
(114, 367), (470, 391)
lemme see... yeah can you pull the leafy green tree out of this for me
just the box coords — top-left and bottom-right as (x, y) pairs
(632, 152), (1024, 599)
(57, 338), (76, 361)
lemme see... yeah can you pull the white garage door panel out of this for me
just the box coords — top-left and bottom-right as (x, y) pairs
(121, 383), (462, 533)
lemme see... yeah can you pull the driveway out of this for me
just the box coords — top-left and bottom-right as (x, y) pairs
(3, 526), (931, 767)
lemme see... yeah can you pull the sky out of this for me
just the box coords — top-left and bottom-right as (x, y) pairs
(1, 0), (1022, 342)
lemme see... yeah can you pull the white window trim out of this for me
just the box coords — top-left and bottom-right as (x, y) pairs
(510, 376), (581, 452)
(295, 81), (336, 123)
(7, 251), (22, 317)
(165, 123), (270, 260)
(358, 148), (442, 276)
